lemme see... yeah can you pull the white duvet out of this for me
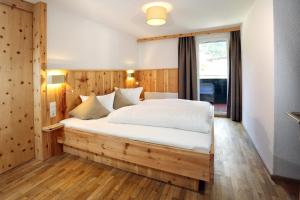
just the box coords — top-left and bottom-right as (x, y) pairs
(107, 99), (213, 133)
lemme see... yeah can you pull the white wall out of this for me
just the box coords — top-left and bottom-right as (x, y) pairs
(273, 0), (300, 179)
(138, 39), (178, 69)
(241, 0), (274, 173)
(47, 2), (137, 69)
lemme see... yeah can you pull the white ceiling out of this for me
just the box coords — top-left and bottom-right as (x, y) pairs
(27, 0), (254, 38)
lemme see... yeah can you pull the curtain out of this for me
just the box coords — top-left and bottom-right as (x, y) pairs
(178, 36), (198, 100)
(227, 31), (242, 122)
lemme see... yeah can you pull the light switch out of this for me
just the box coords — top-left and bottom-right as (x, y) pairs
(49, 102), (56, 118)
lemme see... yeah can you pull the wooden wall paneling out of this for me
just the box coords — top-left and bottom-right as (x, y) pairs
(58, 69), (178, 119)
(87, 71), (97, 94)
(103, 71), (112, 94)
(150, 70), (157, 91)
(114, 71), (127, 89)
(0, 0), (33, 13)
(46, 68), (178, 126)
(135, 68), (178, 93)
(46, 84), (66, 125)
(65, 70), (127, 114)
(167, 68), (179, 92)
(33, 2), (48, 160)
(95, 71), (104, 95)
(64, 71), (80, 116)
(156, 69), (165, 92)
(0, 1), (34, 174)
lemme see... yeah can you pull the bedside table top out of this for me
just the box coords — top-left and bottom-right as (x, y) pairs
(42, 123), (64, 133)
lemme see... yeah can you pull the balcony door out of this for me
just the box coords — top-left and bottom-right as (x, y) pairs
(197, 35), (229, 116)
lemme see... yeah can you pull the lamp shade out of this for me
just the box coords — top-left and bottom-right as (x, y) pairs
(47, 74), (65, 84)
(146, 6), (167, 26)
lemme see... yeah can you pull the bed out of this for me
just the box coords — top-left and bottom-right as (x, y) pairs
(57, 99), (214, 191)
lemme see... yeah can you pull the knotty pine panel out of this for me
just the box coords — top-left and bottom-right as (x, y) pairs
(0, 2), (34, 174)
(47, 84), (66, 125)
(135, 69), (178, 93)
(33, 2), (47, 161)
(46, 68), (178, 124)
(65, 70), (127, 114)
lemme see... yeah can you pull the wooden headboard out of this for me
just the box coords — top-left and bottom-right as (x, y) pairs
(46, 68), (178, 124)
(135, 69), (178, 93)
(65, 70), (127, 113)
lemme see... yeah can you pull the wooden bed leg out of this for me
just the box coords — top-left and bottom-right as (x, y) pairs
(198, 181), (206, 193)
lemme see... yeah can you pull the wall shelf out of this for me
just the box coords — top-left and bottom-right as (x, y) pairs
(42, 123), (64, 133)
(287, 112), (300, 124)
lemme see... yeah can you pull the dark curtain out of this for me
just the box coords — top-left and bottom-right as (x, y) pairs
(227, 31), (242, 122)
(178, 36), (198, 100)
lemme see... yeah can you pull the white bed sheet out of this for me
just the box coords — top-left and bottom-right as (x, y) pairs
(108, 99), (213, 133)
(60, 117), (212, 154)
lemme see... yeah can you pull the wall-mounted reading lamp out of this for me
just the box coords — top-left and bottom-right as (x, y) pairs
(126, 70), (135, 79)
(47, 74), (65, 85)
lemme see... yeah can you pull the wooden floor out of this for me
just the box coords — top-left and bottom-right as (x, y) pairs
(0, 118), (298, 200)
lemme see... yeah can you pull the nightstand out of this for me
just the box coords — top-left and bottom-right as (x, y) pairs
(42, 123), (64, 159)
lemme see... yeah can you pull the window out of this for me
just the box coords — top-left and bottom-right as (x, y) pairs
(199, 41), (228, 79)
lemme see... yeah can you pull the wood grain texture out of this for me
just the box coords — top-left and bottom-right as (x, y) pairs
(42, 123), (64, 132)
(137, 26), (240, 42)
(33, 2), (47, 161)
(46, 83), (66, 124)
(0, 2), (34, 174)
(0, 0), (33, 13)
(65, 70), (127, 114)
(57, 126), (213, 187)
(0, 118), (297, 200)
(59, 69), (178, 118)
(135, 68), (178, 93)
(63, 145), (200, 191)
(43, 128), (63, 160)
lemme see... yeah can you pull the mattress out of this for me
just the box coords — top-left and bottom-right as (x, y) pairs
(60, 117), (212, 154)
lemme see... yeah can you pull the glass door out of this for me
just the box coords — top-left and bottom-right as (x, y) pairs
(198, 39), (229, 116)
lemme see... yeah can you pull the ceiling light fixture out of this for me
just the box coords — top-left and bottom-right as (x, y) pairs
(142, 2), (172, 26)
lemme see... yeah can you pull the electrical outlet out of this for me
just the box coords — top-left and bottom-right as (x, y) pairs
(49, 102), (56, 118)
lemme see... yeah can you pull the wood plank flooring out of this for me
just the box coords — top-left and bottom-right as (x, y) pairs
(0, 118), (298, 200)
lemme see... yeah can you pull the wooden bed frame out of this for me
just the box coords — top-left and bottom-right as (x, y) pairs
(56, 122), (214, 191)
(47, 71), (214, 191)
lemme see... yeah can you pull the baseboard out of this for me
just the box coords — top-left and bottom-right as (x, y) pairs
(241, 124), (300, 183)
(271, 175), (300, 184)
(240, 123), (273, 176)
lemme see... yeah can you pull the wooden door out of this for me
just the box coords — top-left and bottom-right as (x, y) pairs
(0, 3), (34, 174)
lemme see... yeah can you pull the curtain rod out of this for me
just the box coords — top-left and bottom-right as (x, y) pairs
(137, 26), (240, 42)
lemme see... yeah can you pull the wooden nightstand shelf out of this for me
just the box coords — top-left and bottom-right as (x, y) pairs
(42, 123), (64, 160)
(42, 123), (64, 132)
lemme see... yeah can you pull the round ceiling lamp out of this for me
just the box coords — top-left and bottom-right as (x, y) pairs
(142, 2), (172, 26)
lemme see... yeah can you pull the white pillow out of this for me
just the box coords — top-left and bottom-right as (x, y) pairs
(80, 92), (115, 112)
(115, 87), (143, 104)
